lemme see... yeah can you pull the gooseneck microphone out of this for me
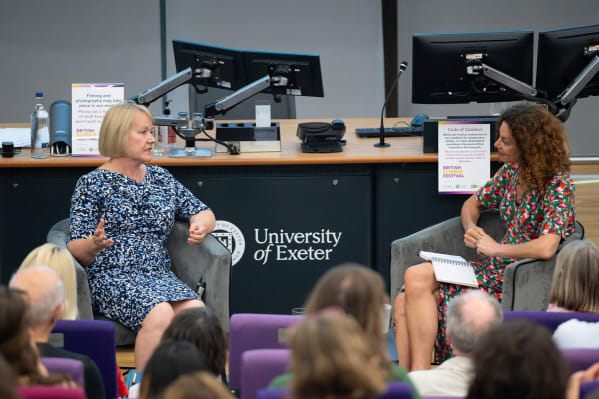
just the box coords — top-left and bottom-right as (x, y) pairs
(375, 60), (408, 148)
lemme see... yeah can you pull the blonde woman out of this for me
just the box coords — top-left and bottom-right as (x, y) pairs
(289, 312), (387, 399)
(19, 243), (78, 320)
(548, 240), (599, 349)
(67, 102), (215, 371)
(548, 240), (599, 313)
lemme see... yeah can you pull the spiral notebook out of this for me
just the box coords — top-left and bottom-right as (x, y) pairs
(419, 250), (479, 288)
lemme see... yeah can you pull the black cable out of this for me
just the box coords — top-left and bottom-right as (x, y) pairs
(197, 127), (240, 155)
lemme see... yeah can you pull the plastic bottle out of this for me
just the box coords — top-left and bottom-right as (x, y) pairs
(31, 92), (50, 149)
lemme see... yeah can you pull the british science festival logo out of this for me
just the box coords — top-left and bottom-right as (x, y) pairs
(213, 221), (343, 266)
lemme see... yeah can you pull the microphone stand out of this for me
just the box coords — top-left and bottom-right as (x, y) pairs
(375, 61), (408, 148)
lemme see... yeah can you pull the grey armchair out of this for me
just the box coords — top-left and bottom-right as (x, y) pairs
(47, 218), (232, 346)
(390, 210), (584, 311)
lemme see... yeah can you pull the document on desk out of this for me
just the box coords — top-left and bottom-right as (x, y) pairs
(0, 128), (30, 148)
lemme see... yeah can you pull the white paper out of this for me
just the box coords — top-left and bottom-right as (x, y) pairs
(71, 84), (124, 156)
(438, 121), (490, 194)
(419, 250), (479, 288)
(0, 128), (31, 148)
(255, 104), (271, 128)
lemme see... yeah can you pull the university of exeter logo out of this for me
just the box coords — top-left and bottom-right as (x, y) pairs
(212, 220), (246, 266)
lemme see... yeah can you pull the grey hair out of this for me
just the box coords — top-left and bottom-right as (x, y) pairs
(9, 265), (65, 327)
(446, 290), (502, 354)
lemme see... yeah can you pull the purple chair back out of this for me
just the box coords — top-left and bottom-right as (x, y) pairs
(240, 349), (291, 399)
(52, 319), (117, 399)
(377, 382), (413, 399)
(229, 313), (302, 390)
(503, 311), (599, 332)
(256, 382), (413, 399)
(562, 349), (599, 374)
(17, 386), (86, 399)
(41, 357), (85, 387)
(581, 381), (599, 398)
(255, 387), (286, 399)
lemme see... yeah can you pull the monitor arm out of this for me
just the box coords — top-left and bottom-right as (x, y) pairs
(554, 47), (599, 121)
(129, 67), (193, 107)
(203, 75), (271, 118)
(466, 60), (538, 97)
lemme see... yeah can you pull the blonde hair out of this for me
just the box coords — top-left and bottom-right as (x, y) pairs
(19, 244), (78, 320)
(305, 264), (389, 363)
(98, 102), (153, 157)
(163, 371), (233, 399)
(549, 240), (599, 313)
(289, 312), (386, 399)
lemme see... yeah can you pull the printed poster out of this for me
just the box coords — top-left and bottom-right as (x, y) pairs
(72, 84), (124, 156)
(438, 121), (490, 194)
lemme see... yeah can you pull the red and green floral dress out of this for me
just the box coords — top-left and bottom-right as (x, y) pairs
(434, 162), (575, 363)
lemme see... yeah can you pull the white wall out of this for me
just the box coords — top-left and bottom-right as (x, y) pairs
(0, 0), (161, 122)
(397, 0), (599, 156)
(164, 0), (385, 119)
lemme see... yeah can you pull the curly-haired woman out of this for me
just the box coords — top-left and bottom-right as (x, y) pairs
(394, 103), (576, 370)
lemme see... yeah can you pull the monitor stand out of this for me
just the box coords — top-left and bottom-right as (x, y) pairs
(168, 147), (212, 157)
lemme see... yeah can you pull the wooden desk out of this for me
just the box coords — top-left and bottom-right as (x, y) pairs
(0, 118), (492, 315)
(1, 118), (442, 167)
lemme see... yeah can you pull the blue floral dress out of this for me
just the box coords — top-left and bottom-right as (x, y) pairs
(69, 165), (210, 332)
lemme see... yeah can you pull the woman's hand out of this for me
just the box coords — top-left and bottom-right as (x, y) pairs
(464, 226), (486, 248)
(89, 219), (114, 253)
(475, 233), (501, 257)
(188, 223), (209, 245)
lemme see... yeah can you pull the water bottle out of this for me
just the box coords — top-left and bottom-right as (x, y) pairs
(31, 92), (50, 149)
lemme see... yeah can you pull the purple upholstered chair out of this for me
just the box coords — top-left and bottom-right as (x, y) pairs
(581, 381), (599, 398)
(256, 382), (414, 399)
(240, 349), (290, 399)
(562, 349), (599, 374)
(229, 313), (302, 392)
(41, 357), (85, 387)
(51, 319), (117, 399)
(18, 386), (86, 399)
(503, 311), (599, 332)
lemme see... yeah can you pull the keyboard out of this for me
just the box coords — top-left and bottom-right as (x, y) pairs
(355, 126), (423, 138)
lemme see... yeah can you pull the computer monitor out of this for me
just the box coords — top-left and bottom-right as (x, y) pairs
(412, 30), (534, 104)
(244, 50), (324, 97)
(536, 24), (599, 100)
(173, 39), (246, 90)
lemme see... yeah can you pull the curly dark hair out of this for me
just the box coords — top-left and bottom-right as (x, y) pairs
(466, 320), (569, 399)
(498, 103), (570, 189)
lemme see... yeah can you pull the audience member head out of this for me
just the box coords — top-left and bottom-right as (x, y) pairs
(9, 266), (65, 336)
(162, 307), (227, 376)
(19, 243), (77, 320)
(99, 101), (153, 158)
(446, 290), (503, 355)
(466, 320), (569, 399)
(289, 311), (386, 399)
(497, 103), (570, 189)
(139, 339), (208, 399)
(305, 263), (389, 361)
(0, 352), (18, 399)
(0, 286), (70, 387)
(162, 371), (233, 399)
(549, 240), (599, 313)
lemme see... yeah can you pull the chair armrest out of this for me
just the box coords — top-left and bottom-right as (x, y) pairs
(167, 221), (232, 331)
(390, 216), (474, 298)
(501, 258), (554, 311)
(389, 210), (504, 298)
(47, 218), (94, 320)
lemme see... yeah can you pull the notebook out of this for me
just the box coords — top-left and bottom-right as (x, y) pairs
(419, 250), (479, 288)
